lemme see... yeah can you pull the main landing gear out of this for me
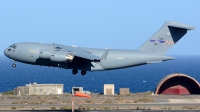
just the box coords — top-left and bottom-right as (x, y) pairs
(81, 70), (86, 76)
(72, 69), (78, 75)
(72, 69), (87, 76)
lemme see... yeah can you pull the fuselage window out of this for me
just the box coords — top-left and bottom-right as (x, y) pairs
(55, 47), (62, 49)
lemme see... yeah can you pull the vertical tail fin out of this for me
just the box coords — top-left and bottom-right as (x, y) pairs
(138, 21), (195, 53)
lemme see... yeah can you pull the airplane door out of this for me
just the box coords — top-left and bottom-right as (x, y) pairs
(30, 54), (34, 61)
(28, 50), (36, 62)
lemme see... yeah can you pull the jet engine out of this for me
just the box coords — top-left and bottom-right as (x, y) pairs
(50, 52), (74, 62)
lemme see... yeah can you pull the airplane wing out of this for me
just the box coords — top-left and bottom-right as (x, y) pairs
(73, 50), (101, 60)
(52, 44), (107, 61)
(72, 49), (109, 60)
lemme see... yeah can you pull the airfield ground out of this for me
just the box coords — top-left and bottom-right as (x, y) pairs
(1, 92), (200, 110)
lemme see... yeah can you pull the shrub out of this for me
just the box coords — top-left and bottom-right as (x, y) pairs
(182, 106), (196, 110)
(85, 100), (92, 103)
(86, 106), (91, 110)
(136, 106), (141, 110)
(51, 107), (56, 110)
(12, 102), (19, 104)
(103, 106), (111, 110)
(134, 97), (154, 103)
(60, 106), (71, 110)
(11, 107), (17, 110)
(3, 90), (14, 95)
(104, 99), (112, 104)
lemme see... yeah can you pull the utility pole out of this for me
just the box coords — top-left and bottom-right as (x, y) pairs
(72, 88), (74, 112)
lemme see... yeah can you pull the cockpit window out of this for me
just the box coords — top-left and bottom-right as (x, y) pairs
(9, 44), (17, 49)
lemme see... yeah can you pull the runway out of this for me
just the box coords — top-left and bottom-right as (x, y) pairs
(1, 94), (200, 111)
(1, 110), (200, 112)
(1, 102), (200, 107)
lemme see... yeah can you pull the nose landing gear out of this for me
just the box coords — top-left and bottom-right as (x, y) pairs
(12, 63), (16, 68)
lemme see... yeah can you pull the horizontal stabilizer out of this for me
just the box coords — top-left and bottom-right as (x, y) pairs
(168, 21), (195, 30)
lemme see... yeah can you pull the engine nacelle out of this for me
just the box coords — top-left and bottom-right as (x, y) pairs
(50, 52), (74, 62)
(39, 49), (51, 59)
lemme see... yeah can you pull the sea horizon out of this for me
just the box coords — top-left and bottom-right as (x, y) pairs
(1, 55), (200, 93)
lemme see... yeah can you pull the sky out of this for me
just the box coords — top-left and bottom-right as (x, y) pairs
(0, 1), (199, 55)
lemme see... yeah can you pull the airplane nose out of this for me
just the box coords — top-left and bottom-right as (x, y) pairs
(4, 48), (8, 56)
(4, 49), (7, 55)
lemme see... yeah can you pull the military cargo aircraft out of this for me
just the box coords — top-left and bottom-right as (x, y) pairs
(4, 21), (194, 75)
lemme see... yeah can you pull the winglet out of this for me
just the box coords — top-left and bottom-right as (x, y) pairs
(101, 49), (109, 60)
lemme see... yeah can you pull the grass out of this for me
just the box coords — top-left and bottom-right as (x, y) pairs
(104, 99), (112, 104)
(134, 97), (154, 103)
(11, 107), (17, 110)
(60, 106), (71, 110)
(3, 90), (14, 95)
(51, 107), (56, 110)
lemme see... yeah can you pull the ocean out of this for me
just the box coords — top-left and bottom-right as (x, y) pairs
(0, 55), (200, 93)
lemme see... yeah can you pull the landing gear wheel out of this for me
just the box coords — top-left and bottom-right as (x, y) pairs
(12, 63), (16, 68)
(72, 69), (78, 75)
(81, 70), (86, 76)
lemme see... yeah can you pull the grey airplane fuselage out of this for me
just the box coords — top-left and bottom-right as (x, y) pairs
(4, 42), (173, 71)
